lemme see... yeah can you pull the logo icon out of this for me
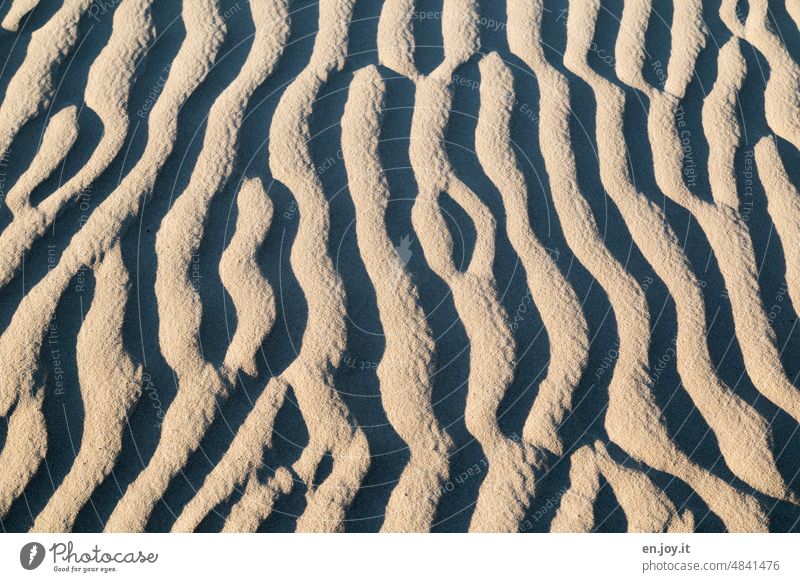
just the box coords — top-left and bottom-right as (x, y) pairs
(394, 235), (413, 267)
(390, 235), (413, 289)
(20, 542), (45, 570)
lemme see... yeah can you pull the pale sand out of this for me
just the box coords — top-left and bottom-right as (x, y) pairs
(342, 65), (451, 532)
(0, 0), (797, 532)
(1, 0), (41, 32)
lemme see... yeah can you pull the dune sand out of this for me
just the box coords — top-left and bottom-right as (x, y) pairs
(0, 0), (798, 532)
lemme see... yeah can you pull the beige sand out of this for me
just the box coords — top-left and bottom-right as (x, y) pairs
(5, 105), (78, 215)
(32, 244), (142, 532)
(0, 0), (153, 287)
(755, 137), (800, 319)
(110, 0), (291, 533)
(476, 53), (589, 460)
(0, 0), (92, 159)
(342, 65), (451, 532)
(508, 0), (769, 531)
(2, 0), (42, 31)
(552, 442), (694, 533)
(0, 0), (224, 530)
(0, 0), (797, 533)
(219, 177), (277, 377)
(177, 0), (370, 533)
(387, 0), (537, 532)
(569, 0), (788, 502)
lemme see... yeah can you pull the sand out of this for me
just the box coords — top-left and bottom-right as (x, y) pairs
(0, 0), (798, 533)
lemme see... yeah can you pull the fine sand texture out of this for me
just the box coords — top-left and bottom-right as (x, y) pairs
(0, 0), (798, 532)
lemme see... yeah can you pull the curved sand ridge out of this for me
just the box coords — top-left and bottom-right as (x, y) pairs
(0, 0), (92, 160)
(508, 0), (768, 531)
(754, 137), (800, 323)
(637, 4), (800, 426)
(5, 105), (79, 215)
(551, 442), (694, 533)
(0, 0), (225, 527)
(341, 65), (452, 532)
(163, 178), (279, 532)
(258, 0), (369, 533)
(113, 0), (291, 534)
(475, 53), (589, 460)
(0, 0), (797, 532)
(32, 244), (142, 532)
(176, 0), (370, 533)
(2, 0), (42, 32)
(720, 0), (800, 150)
(0, 0), (154, 288)
(568, 0), (789, 502)
(219, 177), (278, 377)
(381, 0), (538, 532)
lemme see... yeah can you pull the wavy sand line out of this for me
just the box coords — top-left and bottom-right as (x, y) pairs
(704, 39), (745, 208)
(0, 262), (72, 518)
(0, 0), (220, 526)
(475, 53), (589, 458)
(384, 0), (537, 533)
(613, 0), (652, 96)
(0, 389), (46, 517)
(220, 177), (277, 377)
(509, 0), (665, 529)
(642, 14), (800, 428)
(129, 0), (288, 533)
(32, 244), (142, 532)
(699, 39), (800, 423)
(642, 1), (722, 217)
(553, 442), (694, 532)
(2, 0), (41, 31)
(376, 0), (418, 81)
(172, 377), (288, 532)
(593, 443), (695, 533)
(5, 105), (79, 215)
(569, 0), (788, 501)
(222, 467), (293, 533)
(755, 136), (800, 327)
(0, 0), (92, 159)
(414, 81), (535, 533)
(98, 0), (229, 532)
(158, 0), (287, 378)
(721, 0), (800, 150)
(550, 445), (600, 532)
(176, 1), (372, 532)
(507, 0), (768, 531)
(259, 0), (369, 532)
(665, 0), (707, 98)
(341, 65), (452, 532)
(614, 0), (705, 100)
(789, 2), (800, 32)
(0, 0), (154, 289)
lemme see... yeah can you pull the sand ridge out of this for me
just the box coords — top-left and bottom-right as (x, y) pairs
(0, 0), (797, 533)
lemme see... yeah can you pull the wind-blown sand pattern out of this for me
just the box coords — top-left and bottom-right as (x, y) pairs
(1, 0), (41, 32)
(568, 0), (788, 503)
(0, 0), (798, 533)
(755, 137), (800, 318)
(5, 105), (79, 215)
(0, 0), (153, 288)
(32, 244), (142, 532)
(111, 0), (290, 533)
(342, 65), (451, 532)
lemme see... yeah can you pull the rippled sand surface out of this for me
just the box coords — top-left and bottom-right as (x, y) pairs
(0, 0), (798, 533)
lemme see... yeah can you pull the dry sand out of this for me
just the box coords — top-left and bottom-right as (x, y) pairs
(0, 0), (798, 533)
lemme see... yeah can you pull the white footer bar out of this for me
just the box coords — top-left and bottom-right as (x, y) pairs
(1, 533), (796, 581)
